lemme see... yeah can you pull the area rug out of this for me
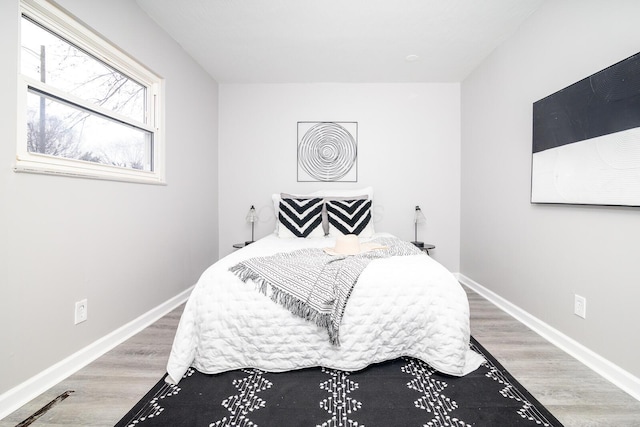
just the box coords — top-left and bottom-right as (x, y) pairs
(116, 337), (563, 426)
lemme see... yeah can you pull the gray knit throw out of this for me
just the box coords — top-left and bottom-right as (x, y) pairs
(229, 237), (422, 345)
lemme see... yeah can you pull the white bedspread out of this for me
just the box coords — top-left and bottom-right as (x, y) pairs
(166, 233), (483, 383)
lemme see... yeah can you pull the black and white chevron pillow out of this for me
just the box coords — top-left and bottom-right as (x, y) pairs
(326, 199), (374, 237)
(278, 198), (325, 238)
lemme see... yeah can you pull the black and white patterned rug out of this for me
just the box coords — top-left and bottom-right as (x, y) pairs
(116, 337), (562, 426)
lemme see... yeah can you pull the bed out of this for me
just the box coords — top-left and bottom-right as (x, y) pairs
(166, 190), (483, 384)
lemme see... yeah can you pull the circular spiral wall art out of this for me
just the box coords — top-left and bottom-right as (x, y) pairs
(297, 122), (358, 182)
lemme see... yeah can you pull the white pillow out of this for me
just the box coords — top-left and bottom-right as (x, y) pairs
(309, 186), (374, 199)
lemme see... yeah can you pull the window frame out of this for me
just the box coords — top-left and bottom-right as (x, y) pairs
(16, 0), (166, 184)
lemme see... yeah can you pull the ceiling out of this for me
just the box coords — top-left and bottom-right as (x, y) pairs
(135, 0), (544, 84)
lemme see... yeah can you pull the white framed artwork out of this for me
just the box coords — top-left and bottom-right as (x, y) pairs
(531, 52), (640, 206)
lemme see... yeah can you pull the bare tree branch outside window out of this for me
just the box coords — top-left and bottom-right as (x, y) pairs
(21, 16), (151, 171)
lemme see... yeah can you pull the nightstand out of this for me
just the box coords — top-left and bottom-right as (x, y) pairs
(233, 241), (254, 249)
(412, 242), (435, 255)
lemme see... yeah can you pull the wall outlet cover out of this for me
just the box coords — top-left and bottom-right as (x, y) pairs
(75, 299), (88, 324)
(574, 294), (586, 319)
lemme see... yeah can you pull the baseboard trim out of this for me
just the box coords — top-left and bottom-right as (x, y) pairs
(0, 285), (194, 421)
(456, 273), (640, 402)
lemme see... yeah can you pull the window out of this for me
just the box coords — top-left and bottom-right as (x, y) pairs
(17, 0), (165, 184)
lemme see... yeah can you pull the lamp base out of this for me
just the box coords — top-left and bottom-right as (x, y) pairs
(245, 240), (254, 246)
(411, 241), (424, 248)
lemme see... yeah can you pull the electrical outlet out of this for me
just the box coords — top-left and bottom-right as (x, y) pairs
(75, 299), (88, 324)
(574, 294), (586, 319)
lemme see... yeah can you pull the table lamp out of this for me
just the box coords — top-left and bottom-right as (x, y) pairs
(411, 205), (426, 248)
(245, 205), (258, 245)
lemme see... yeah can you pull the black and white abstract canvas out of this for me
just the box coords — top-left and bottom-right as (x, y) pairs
(531, 51), (640, 206)
(297, 121), (358, 182)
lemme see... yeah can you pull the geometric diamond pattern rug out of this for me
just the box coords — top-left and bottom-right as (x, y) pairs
(115, 336), (563, 426)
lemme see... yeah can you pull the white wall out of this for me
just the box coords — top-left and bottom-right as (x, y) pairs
(0, 0), (219, 395)
(218, 83), (461, 271)
(461, 0), (640, 379)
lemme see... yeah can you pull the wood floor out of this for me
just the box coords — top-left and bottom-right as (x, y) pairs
(2, 286), (640, 426)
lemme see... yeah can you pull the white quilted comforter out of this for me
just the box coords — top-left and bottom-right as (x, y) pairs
(166, 233), (483, 383)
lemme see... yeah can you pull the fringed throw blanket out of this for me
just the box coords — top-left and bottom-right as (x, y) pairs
(229, 237), (422, 345)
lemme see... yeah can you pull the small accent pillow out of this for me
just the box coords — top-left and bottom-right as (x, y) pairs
(272, 192), (315, 233)
(278, 197), (325, 238)
(320, 194), (368, 236)
(274, 188), (374, 234)
(326, 199), (374, 237)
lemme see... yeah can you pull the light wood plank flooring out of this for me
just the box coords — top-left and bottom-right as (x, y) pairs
(2, 286), (640, 426)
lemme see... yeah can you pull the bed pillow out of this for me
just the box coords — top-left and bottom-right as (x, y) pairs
(309, 186), (374, 200)
(320, 194), (368, 235)
(278, 197), (325, 238)
(272, 192), (314, 233)
(273, 187), (375, 235)
(326, 198), (374, 237)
